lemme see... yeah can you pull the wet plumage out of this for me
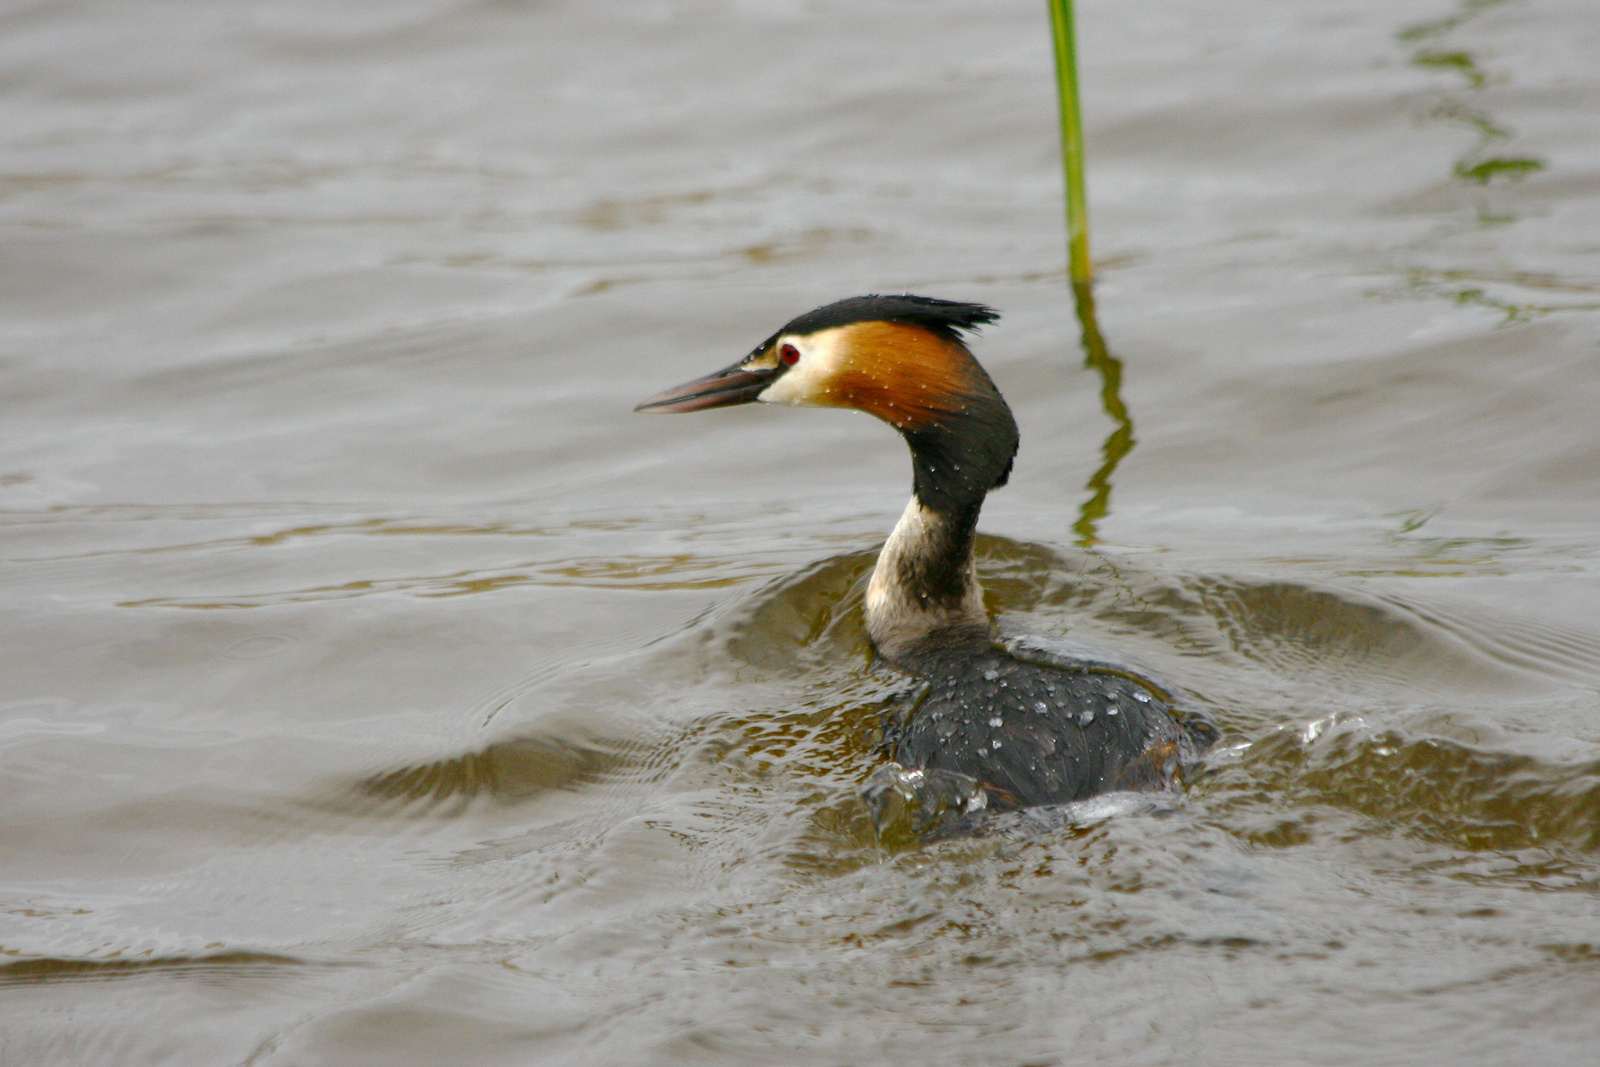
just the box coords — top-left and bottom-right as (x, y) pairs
(891, 642), (1188, 807)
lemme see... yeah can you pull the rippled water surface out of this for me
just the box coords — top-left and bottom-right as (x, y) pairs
(4, 0), (1600, 1063)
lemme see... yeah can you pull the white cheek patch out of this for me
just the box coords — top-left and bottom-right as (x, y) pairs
(756, 327), (850, 407)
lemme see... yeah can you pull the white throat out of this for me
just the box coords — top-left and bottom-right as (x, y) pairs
(864, 497), (987, 663)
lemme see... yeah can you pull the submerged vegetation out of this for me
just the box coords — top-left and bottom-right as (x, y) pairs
(1401, 0), (1545, 202)
(1378, 1), (1600, 327)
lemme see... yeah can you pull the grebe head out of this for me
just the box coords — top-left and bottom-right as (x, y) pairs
(637, 295), (1020, 663)
(635, 294), (1018, 512)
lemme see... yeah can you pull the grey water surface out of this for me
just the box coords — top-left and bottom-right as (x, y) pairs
(4, 0), (1600, 1063)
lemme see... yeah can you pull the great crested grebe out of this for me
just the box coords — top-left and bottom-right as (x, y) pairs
(636, 294), (1212, 813)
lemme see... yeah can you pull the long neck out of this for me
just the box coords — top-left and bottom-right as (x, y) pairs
(865, 493), (988, 666)
(863, 391), (1017, 667)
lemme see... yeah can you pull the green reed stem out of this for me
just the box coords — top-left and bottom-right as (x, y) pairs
(1047, 1), (1135, 547)
(1047, 0), (1092, 288)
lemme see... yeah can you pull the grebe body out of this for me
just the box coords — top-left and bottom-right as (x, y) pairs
(637, 295), (1209, 810)
(888, 635), (1190, 807)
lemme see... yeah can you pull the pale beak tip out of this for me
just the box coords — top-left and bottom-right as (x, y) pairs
(632, 363), (775, 415)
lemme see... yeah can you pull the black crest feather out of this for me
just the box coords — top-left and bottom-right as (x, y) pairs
(762, 294), (999, 350)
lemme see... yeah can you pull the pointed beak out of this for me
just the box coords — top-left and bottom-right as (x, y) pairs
(633, 359), (778, 413)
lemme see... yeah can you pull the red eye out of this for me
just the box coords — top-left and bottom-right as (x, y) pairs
(779, 343), (800, 366)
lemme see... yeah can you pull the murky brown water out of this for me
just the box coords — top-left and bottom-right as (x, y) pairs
(4, 0), (1600, 1063)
